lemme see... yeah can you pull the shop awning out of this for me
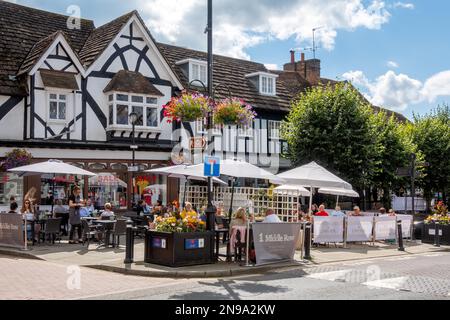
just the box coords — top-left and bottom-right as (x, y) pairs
(40, 69), (79, 90)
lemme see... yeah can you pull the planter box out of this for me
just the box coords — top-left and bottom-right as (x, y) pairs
(144, 230), (214, 267)
(422, 223), (450, 245)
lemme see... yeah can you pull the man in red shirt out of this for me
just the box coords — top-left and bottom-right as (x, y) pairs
(315, 204), (329, 216)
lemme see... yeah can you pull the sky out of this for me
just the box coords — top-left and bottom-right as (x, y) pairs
(6, 0), (450, 120)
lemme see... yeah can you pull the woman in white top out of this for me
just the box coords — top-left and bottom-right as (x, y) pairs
(100, 203), (115, 219)
(21, 198), (40, 241)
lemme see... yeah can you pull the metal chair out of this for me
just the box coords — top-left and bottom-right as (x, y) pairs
(111, 219), (127, 248)
(54, 212), (69, 236)
(81, 219), (101, 247)
(39, 218), (62, 244)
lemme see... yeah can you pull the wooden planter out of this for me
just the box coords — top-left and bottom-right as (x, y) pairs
(422, 223), (450, 245)
(144, 230), (214, 267)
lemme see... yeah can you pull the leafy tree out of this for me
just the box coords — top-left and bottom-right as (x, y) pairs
(281, 83), (378, 192)
(412, 105), (450, 206)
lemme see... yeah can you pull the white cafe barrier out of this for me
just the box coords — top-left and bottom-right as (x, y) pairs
(313, 216), (344, 243)
(374, 216), (397, 240)
(346, 216), (374, 242)
(395, 214), (413, 238)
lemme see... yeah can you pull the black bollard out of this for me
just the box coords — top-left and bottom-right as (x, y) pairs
(434, 222), (440, 247)
(124, 226), (134, 264)
(397, 220), (405, 251)
(304, 223), (312, 260)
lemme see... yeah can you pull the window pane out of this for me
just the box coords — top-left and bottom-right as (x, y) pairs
(268, 78), (274, 94)
(49, 101), (57, 119)
(132, 106), (144, 126)
(200, 65), (207, 84)
(146, 107), (158, 127)
(262, 77), (268, 93)
(59, 94), (66, 101)
(116, 94), (128, 102)
(192, 64), (199, 80)
(58, 102), (66, 119)
(146, 97), (158, 104)
(116, 105), (129, 125)
(132, 96), (144, 103)
(109, 105), (114, 125)
(50, 94), (57, 100)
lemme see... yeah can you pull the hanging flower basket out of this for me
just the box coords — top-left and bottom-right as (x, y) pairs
(163, 92), (211, 123)
(213, 98), (257, 127)
(0, 148), (32, 172)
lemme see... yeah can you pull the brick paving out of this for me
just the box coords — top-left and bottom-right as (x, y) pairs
(0, 255), (189, 300)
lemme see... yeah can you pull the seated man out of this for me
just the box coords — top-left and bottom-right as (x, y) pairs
(263, 209), (281, 223)
(52, 199), (67, 215)
(379, 207), (387, 215)
(331, 206), (345, 217)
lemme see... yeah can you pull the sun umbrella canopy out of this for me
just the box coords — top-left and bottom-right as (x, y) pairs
(274, 185), (311, 197)
(189, 159), (285, 182)
(318, 187), (359, 198)
(275, 162), (352, 189)
(8, 159), (96, 176)
(146, 165), (227, 185)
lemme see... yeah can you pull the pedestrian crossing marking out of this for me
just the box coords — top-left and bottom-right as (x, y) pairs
(362, 277), (409, 290)
(306, 269), (353, 281)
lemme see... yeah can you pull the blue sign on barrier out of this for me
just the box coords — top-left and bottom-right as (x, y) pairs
(204, 156), (221, 177)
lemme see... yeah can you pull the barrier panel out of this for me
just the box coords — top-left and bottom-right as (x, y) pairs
(346, 216), (374, 242)
(313, 216), (344, 243)
(395, 214), (413, 238)
(0, 213), (24, 248)
(374, 216), (397, 240)
(252, 223), (302, 266)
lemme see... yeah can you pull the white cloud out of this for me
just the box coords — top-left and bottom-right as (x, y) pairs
(133, 0), (392, 59)
(264, 63), (278, 70)
(387, 61), (399, 68)
(342, 70), (450, 111)
(393, 2), (415, 10)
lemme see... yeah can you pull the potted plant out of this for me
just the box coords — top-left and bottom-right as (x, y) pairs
(422, 201), (450, 245)
(163, 92), (211, 123)
(213, 98), (257, 127)
(144, 215), (214, 267)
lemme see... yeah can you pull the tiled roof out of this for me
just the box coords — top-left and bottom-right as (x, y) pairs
(0, 0), (94, 95)
(17, 31), (62, 76)
(157, 43), (293, 112)
(78, 11), (136, 67)
(103, 70), (163, 96)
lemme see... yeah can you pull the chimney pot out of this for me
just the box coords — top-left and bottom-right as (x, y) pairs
(290, 50), (295, 64)
(301, 52), (305, 62)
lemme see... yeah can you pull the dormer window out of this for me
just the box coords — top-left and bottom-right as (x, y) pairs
(176, 59), (208, 85)
(245, 72), (278, 96)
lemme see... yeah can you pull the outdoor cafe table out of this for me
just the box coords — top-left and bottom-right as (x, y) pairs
(92, 220), (116, 248)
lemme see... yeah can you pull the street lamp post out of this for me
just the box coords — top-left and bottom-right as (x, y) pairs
(205, 0), (215, 234)
(129, 112), (138, 209)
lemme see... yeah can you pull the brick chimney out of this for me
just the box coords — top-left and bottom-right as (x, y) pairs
(283, 50), (321, 85)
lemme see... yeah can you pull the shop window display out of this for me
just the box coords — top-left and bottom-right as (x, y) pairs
(88, 172), (127, 210)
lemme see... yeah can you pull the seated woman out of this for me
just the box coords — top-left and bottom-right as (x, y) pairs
(180, 202), (198, 219)
(315, 204), (329, 217)
(100, 203), (115, 219)
(21, 199), (40, 241)
(230, 207), (247, 229)
(331, 206), (345, 217)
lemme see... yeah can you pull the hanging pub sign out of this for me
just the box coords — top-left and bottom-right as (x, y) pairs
(190, 137), (207, 151)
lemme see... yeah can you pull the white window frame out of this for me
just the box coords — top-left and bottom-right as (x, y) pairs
(47, 90), (70, 123)
(196, 118), (221, 135)
(176, 59), (208, 86)
(238, 122), (253, 137)
(268, 120), (282, 140)
(107, 92), (160, 131)
(260, 75), (276, 96)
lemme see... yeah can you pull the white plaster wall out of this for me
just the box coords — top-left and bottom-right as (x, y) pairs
(0, 96), (24, 140)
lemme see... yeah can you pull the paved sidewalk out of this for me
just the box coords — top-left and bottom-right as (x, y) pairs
(0, 240), (448, 278)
